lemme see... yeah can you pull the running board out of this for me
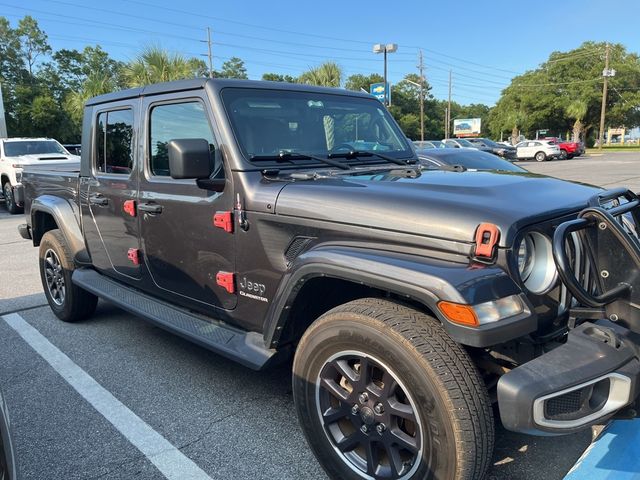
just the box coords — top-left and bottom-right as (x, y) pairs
(72, 269), (278, 370)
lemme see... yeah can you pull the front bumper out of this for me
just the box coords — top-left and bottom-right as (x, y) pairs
(498, 320), (640, 435)
(500, 188), (640, 435)
(13, 184), (24, 206)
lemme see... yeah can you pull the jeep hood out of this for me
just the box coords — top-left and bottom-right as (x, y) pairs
(274, 170), (601, 247)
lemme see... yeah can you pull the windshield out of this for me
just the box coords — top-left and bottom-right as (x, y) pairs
(222, 88), (413, 166)
(4, 140), (68, 157)
(455, 138), (475, 147)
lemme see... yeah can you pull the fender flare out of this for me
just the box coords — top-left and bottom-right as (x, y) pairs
(30, 195), (90, 264)
(263, 246), (530, 348)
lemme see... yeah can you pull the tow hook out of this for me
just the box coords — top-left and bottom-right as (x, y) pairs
(584, 325), (622, 349)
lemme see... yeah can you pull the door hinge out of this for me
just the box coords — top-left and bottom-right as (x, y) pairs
(127, 248), (140, 265)
(216, 271), (235, 294)
(123, 200), (137, 217)
(213, 211), (233, 233)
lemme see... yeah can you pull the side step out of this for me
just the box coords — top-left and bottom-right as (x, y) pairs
(72, 268), (278, 370)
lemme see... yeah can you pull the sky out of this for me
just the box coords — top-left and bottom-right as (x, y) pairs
(4, 0), (640, 106)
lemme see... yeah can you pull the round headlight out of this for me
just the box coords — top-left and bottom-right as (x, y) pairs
(516, 232), (557, 294)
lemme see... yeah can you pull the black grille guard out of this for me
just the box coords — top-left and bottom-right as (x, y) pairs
(552, 188), (640, 330)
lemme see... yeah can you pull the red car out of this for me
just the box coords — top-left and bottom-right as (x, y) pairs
(542, 137), (584, 159)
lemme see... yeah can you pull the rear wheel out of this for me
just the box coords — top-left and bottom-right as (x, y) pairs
(535, 151), (547, 162)
(293, 298), (494, 480)
(3, 182), (21, 215)
(39, 229), (97, 322)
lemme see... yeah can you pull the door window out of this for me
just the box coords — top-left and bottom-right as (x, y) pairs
(95, 109), (134, 174)
(149, 101), (217, 177)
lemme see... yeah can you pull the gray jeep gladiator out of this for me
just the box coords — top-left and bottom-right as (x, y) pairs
(18, 78), (640, 480)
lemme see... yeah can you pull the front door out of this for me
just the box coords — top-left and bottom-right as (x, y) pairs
(81, 102), (141, 281)
(138, 94), (236, 311)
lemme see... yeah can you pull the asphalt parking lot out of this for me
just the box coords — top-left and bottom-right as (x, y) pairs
(0, 150), (637, 480)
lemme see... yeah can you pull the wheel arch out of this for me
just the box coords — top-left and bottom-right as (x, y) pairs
(263, 246), (522, 349)
(30, 195), (90, 264)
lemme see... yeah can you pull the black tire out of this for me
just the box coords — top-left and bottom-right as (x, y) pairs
(3, 182), (22, 215)
(567, 154), (574, 159)
(559, 150), (568, 160)
(534, 151), (547, 162)
(293, 298), (494, 480)
(39, 229), (98, 322)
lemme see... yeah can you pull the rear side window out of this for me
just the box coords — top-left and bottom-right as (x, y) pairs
(149, 102), (216, 177)
(95, 109), (134, 174)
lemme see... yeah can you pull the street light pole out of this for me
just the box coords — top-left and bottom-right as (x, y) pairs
(373, 43), (397, 107)
(406, 78), (425, 142)
(598, 43), (613, 150)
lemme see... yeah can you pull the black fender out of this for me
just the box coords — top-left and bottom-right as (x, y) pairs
(30, 195), (91, 264)
(263, 246), (535, 349)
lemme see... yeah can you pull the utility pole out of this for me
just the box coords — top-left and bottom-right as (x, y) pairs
(417, 49), (425, 142)
(201, 27), (214, 78)
(446, 70), (452, 139)
(598, 43), (610, 150)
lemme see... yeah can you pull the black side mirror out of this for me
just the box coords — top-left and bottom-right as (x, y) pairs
(168, 138), (213, 179)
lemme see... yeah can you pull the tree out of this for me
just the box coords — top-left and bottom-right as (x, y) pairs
(16, 16), (50, 80)
(566, 99), (588, 142)
(298, 62), (342, 87)
(345, 73), (384, 92)
(262, 72), (296, 83)
(123, 46), (203, 87)
(217, 57), (248, 79)
(488, 42), (640, 144)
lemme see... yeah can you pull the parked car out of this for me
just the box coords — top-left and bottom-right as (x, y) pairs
(63, 144), (82, 156)
(18, 78), (640, 480)
(416, 148), (525, 172)
(541, 137), (583, 159)
(0, 137), (80, 214)
(0, 387), (16, 480)
(413, 140), (447, 149)
(515, 139), (561, 162)
(466, 137), (517, 160)
(442, 138), (480, 150)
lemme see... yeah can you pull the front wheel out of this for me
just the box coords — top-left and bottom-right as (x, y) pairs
(39, 229), (98, 322)
(534, 151), (547, 162)
(559, 150), (568, 160)
(3, 182), (22, 214)
(293, 298), (494, 480)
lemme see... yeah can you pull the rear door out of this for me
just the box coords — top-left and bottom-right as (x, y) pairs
(81, 101), (141, 280)
(137, 93), (236, 311)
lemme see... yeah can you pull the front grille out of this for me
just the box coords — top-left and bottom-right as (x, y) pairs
(545, 389), (584, 419)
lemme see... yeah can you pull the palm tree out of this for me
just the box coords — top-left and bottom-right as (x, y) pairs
(566, 99), (588, 143)
(298, 62), (343, 149)
(298, 62), (342, 88)
(65, 73), (116, 124)
(123, 46), (201, 87)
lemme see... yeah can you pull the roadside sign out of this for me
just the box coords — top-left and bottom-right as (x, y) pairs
(453, 118), (481, 137)
(370, 82), (391, 104)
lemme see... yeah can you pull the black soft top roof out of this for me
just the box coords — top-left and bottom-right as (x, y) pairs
(85, 78), (372, 106)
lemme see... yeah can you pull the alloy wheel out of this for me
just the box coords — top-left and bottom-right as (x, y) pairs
(316, 351), (424, 479)
(44, 248), (66, 306)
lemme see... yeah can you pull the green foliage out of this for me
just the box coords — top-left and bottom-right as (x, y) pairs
(216, 57), (248, 79)
(123, 45), (202, 87)
(488, 42), (640, 142)
(262, 72), (297, 83)
(298, 62), (342, 87)
(344, 73), (384, 92)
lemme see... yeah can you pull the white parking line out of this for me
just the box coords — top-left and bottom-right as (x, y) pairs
(2, 312), (213, 480)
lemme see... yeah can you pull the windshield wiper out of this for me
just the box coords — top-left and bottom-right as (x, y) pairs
(250, 151), (350, 170)
(328, 150), (417, 166)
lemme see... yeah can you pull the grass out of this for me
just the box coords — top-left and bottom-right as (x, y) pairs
(586, 145), (640, 153)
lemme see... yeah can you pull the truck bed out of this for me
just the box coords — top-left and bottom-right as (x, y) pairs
(22, 165), (81, 226)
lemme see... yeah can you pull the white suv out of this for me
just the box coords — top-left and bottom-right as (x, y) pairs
(515, 140), (561, 162)
(0, 138), (80, 214)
